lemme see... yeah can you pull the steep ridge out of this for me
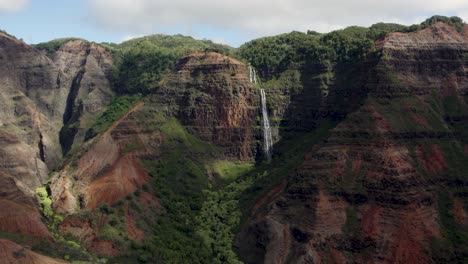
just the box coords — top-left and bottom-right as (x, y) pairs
(53, 40), (114, 154)
(49, 51), (258, 259)
(160, 51), (259, 161)
(0, 34), (115, 260)
(0, 33), (62, 241)
(237, 22), (468, 264)
(52, 101), (147, 214)
(0, 173), (51, 239)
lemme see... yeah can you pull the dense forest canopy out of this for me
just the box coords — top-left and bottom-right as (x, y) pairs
(32, 15), (464, 92)
(113, 35), (234, 94)
(238, 15), (465, 80)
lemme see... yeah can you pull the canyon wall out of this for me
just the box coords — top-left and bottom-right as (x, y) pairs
(236, 22), (468, 264)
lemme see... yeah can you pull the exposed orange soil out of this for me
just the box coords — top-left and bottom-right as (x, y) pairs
(0, 199), (51, 239)
(125, 205), (144, 242)
(328, 248), (346, 264)
(361, 205), (383, 238)
(304, 145), (321, 161)
(59, 217), (95, 245)
(103, 101), (144, 137)
(0, 239), (66, 264)
(312, 190), (346, 236)
(389, 205), (440, 264)
(84, 154), (150, 210)
(139, 192), (162, 209)
(365, 146), (415, 180)
(90, 240), (119, 257)
(369, 105), (391, 132)
(73, 102), (144, 181)
(59, 216), (119, 257)
(251, 178), (287, 216)
(416, 144), (447, 175)
(182, 51), (244, 66)
(410, 112), (429, 127)
(452, 198), (468, 225)
(352, 156), (363, 173)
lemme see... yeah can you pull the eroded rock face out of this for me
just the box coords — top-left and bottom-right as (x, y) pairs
(53, 40), (114, 154)
(0, 33), (61, 172)
(51, 101), (149, 214)
(237, 23), (468, 264)
(50, 52), (259, 257)
(0, 174), (51, 239)
(0, 34), (115, 248)
(160, 51), (258, 161)
(0, 34), (63, 241)
(50, 101), (159, 255)
(0, 239), (67, 264)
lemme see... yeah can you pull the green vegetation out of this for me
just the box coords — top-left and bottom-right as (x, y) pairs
(209, 161), (254, 181)
(0, 230), (93, 262)
(342, 207), (360, 237)
(121, 141), (144, 155)
(122, 113), (215, 263)
(34, 38), (86, 56)
(36, 187), (63, 232)
(0, 29), (16, 39)
(34, 186), (94, 262)
(20, 15), (468, 263)
(415, 15), (465, 33)
(193, 120), (336, 263)
(85, 94), (142, 140)
(239, 15), (464, 81)
(113, 34), (233, 94)
(238, 24), (398, 80)
(432, 192), (468, 263)
(370, 96), (448, 132)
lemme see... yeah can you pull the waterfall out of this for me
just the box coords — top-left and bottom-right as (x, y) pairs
(249, 65), (272, 161)
(249, 65), (257, 84)
(260, 88), (273, 162)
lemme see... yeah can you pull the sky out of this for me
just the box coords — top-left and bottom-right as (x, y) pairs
(0, 0), (467, 47)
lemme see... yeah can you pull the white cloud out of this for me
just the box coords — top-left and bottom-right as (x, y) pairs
(0, 0), (28, 12)
(88, 0), (468, 45)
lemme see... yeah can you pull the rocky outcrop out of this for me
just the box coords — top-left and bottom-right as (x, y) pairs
(49, 100), (155, 255)
(0, 34), (115, 253)
(237, 23), (468, 264)
(0, 173), (51, 239)
(0, 33), (61, 173)
(52, 40), (114, 154)
(49, 51), (259, 258)
(53, 52), (258, 204)
(0, 34), (63, 242)
(51, 101), (149, 214)
(159, 51), (258, 161)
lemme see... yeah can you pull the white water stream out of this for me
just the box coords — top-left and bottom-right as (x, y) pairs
(260, 88), (273, 162)
(250, 65), (273, 161)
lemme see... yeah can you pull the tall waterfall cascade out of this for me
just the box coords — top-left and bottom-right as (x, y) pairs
(260, 89), (273, 162)
(249, 65), (273, 161)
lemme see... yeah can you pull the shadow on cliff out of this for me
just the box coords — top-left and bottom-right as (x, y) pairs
(235, 56), (380, 263)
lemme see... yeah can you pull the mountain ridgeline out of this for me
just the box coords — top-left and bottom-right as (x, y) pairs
(0, 15), (466, 263)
